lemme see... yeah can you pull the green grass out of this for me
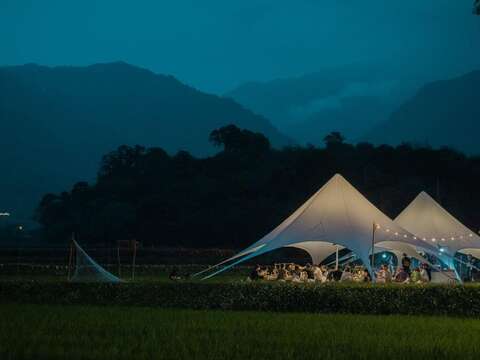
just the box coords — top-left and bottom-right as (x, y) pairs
(1, 304), (480, 360)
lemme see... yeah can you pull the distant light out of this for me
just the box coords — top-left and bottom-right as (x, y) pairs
(432, 238), (436, 242)
(0, 212), (10, 217)
(413, 237), (417, 240)
(403, 234), (407, 238)
(441, 238), (445, 242)
(18, 225), (23, 231)
(422, 238), (427, 241)
(394, 232), (399, 236)
(469, 234), (473, 237)
(439, 248), (445, 253)
(386, 229), (390, 232)
(382, 253), (387, 259)
(376, 224), (381, 229)
(451, 237), (455, 241)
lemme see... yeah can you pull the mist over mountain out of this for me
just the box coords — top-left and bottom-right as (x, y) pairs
(0, 62), (290, 222)
(226, 64), (423, 144)
(365, 71), (480, 154)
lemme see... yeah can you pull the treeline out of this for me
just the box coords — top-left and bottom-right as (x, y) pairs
(35, 125), (480, 248)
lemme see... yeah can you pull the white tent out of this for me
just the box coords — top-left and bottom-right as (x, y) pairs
(201, 174), (442, 280)
(395, 191), (480, 257)
(70, 240), (121, 283)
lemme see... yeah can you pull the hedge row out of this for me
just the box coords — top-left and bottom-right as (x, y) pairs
(2, 281), (480, 316)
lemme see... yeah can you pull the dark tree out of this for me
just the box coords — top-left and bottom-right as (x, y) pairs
(323, 132), (345, 147)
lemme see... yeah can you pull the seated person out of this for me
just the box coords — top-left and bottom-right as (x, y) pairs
(363, 269), (372, 282)
(410, 267), (424, 283)
(376, 264), (392, 283)
(248, 265), (262, 281)
(340, 266), (353, 282)
(352, 267), (365, 282)
(169, 267), (182, 281)
(305, 264), (315, 280)
(265, 267), (279, 281)
(313, 265), (323, 281)
(300, 269), (309, 282)
(394, 268), (409, 283)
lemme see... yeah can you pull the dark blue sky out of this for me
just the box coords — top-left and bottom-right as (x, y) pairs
(1, 0), (479, 93)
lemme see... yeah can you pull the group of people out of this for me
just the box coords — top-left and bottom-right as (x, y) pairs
(248, 254), (432, 284)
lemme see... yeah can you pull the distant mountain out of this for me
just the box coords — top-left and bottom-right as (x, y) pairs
(364, 71), (480, 154)
(226, 64), (421, 144)
(0, 62), (290, 223)
(287, 96), (392, 145)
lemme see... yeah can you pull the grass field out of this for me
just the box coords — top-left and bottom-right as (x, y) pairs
(1, 304), (480, 360)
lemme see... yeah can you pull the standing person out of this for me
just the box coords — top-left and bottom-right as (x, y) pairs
(421, 263), (432, 282)
(401, 253), (412, 276)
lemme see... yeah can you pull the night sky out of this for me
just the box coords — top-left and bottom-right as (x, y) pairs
(1, 0), (479, 93)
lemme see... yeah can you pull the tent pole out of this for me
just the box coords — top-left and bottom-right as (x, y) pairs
(117, 245), (121, 277)
(67, 233), (74, 281)
(335, 245), (339, 270)
(371, 222), (376, 278)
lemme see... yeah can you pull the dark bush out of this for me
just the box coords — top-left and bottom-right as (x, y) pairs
(2, 281), (480, 316)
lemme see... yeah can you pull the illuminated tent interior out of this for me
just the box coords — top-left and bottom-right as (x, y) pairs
(200, 174), (447, 280)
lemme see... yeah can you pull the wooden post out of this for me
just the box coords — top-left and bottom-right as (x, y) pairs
(117, 245), (121, 277)
(131, 240), (137, 281)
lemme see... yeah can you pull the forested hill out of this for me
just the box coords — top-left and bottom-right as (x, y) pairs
(0, 62), (290, 222)
(35, 126), (480, 248)
(365, 71), (480, 154)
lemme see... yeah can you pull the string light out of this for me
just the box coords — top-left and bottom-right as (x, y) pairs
(432, 238), (436, 242)
(394, 232), (399, 236)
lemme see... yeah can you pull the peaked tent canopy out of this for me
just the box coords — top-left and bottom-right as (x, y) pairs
(395, 192), (480, 257)
(202, 174), (441, 280)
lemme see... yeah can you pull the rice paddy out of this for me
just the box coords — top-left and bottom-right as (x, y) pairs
(1, 304), (480, 360)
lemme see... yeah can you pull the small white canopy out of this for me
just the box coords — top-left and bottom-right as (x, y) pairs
(202, 174), (441, 279)
(395, 191), (480, 257)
